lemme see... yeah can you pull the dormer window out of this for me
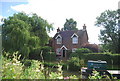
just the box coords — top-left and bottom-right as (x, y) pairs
(71, 33), (78, 44)
(55, 35), (62, 44)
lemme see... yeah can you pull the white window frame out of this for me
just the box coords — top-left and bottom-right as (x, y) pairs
(56, 48), (61, 54)
(57, 37), (62, 44)
(72, 37), (78, 44)
(71, 33), (78, 44)
(55, 35), (62, 44)
(72, 48), (77, 52)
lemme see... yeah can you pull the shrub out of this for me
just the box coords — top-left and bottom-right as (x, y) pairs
(2, 52), (45, 79)
(21, 60), (45, 79)
(2, 52), (23, 79)
(40, 46), (56, 61)
(29, 46), (56, 61)
(68, 57), (80, 71)
(70, 48), (92, 59)
(43, 62), (57, 67)
(22, 59), (32, 67)
(76, 48), (92, 54)
(111, 54), (120, 65)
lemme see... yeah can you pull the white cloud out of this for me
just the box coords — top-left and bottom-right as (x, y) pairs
(11, 0), (119, 44)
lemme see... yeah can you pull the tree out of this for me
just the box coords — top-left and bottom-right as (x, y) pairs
(63, 18), (78, 30)
(2, 12), (53, 58)
(95, 10), (119, 53)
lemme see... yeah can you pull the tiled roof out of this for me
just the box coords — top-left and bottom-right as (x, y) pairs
(53, 29), (88, 49)
(54, 30), (86, 40)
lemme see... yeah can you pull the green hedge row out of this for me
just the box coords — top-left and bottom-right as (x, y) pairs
(82, 53), (120, 65)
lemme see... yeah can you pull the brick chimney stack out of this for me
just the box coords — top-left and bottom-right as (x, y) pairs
(83, 24), (86, 30)
(57, 27), (60, 32)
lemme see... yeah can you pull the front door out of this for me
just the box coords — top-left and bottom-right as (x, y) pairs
(62, 49), (66, 57)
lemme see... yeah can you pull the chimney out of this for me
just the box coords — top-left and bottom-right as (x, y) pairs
(83, 24), (86, 30)
(57, 27), (60, 32)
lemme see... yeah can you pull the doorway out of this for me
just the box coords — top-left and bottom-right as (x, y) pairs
(63, 49), (66, 57)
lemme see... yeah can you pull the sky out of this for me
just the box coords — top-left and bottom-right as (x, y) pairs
(0, 0), (119, 44)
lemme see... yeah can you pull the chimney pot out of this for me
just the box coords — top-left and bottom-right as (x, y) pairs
(57, 27), (60, 32)
(83, 24), (86, 30)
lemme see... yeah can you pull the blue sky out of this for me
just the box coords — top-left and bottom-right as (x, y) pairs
(0, 1), (28, 17)
(0, 0), (119, 44)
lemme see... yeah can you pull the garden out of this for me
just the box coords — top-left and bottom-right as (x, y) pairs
(2, 47), (120, 79)
(1, 9), (120, 80)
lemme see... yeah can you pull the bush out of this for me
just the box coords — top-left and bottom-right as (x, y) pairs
(82, 53), (120, 65)
(29, 46), (56, 61)
(2, 52), (23, 79)
(22, 59), (32, 67)
(41, 46), (56, 61)
(70, 48), (92, 59)
(21, 60), (45, 79)
(111, 54), (120, 65)
(76, 48), (92, 54)
(2, 52), (45, 79)
(43, 62), (58, 68)
(68, 57), (80, 71)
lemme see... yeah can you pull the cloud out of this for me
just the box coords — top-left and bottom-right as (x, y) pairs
(11, 0), (119, 44)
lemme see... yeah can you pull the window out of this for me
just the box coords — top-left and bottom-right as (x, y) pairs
(56, 48), (61, 54)
(71, 33), (78, 44)
(57, 37), (62, 44)
(72, 48), (77, 52)
(72, 36), (78, 44)
(55, 35), (62, 44)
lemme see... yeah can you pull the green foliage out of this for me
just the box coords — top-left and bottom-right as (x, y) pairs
(49, 72), (63, 79)
(82, 53), (120, 65)
(63, 18), (78, 31)
(75, 48), (92, 54)
(69, 75), (78, 79)
(21, 60), (45, 79)
(40, 46), (56, 61)
(68, 57), (80, 71)
(2, 12), (53, 59)
(2, 52), (23, 79)
(88, 70), (103, 79)
(2, 52), (45, 79)
(89, 70), (117, 79)
(70, 48), (92, 59)
(95, 10), (119, 53)
(22, 59), (32, 67)
(43, 62), (58, 67)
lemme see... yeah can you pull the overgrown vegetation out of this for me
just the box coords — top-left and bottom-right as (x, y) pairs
(2, 52), (81, 79)
(69, 48), (119, 66)
(2, 12), (53, 59)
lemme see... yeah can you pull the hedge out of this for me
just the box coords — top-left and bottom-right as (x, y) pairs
(83, 53), (120, 65)
(70, 52), (120, 65)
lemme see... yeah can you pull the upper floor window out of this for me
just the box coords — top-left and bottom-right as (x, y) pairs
(57, 37), (62, 44)
(71, 33), (78, 44)
(55, 35), (62, 44)
(72, 37), (78, 44)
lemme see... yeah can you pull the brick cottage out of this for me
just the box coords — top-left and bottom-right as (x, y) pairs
(50, 24), (99, 59)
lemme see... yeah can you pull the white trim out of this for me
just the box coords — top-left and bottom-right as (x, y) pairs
(55, 34), (62, 39)
(71, 33), (78, 38)
(72, 48), (77, 52)
(60, 45), (67, 50)
(72, 37), (78, 44)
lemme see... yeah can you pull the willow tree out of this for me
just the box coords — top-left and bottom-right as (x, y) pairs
(2, 12), (53, 58)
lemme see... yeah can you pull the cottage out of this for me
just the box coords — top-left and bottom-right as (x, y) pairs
(49, 24), (90, 59)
